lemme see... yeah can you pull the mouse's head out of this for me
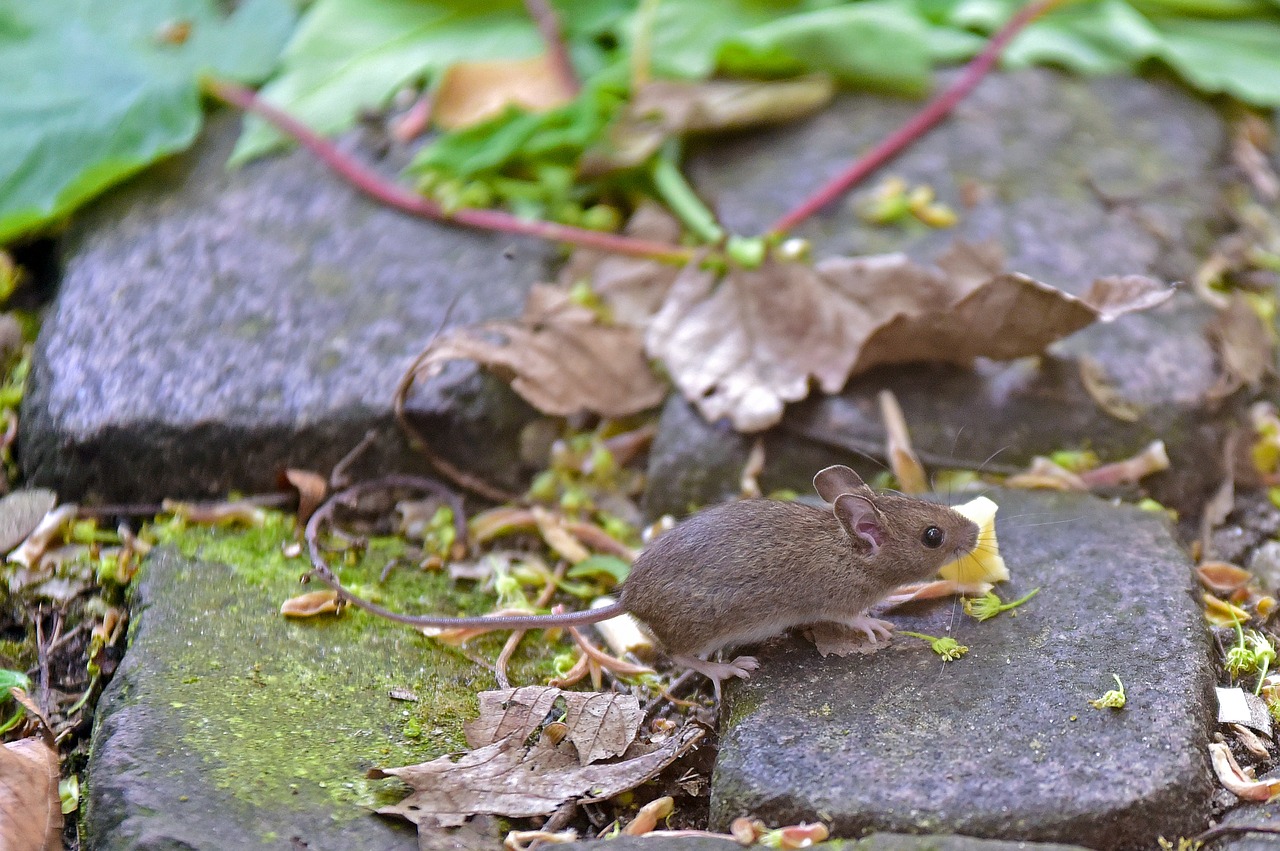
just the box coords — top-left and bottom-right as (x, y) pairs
(813, 465), (980, 584)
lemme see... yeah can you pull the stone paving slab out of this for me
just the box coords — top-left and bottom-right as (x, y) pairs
(85, 531), (564, 851)
(21, 112), (551, 503)
(648, 69), (1234, 519)
(711, 488), (1216, 848)
(561, 834), (1090, 851)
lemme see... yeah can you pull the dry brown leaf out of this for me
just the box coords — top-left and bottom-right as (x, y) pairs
(465, 687), (643, 765)
(373, 723), (703, 827)
(0, 737), (63, 851)
(1198, 562), (1254, 595)
(531, 507), (591, 565)
(804, 622), (882, 657)
(1208, 294), (1276, 400)
(558, 203), (684, 326)
(645, 244), (1171, 431)
(284, 469), (327, 528)
(433, 55), (574, 130)
(279, 590), (340, 618)
(405, 284), (665, 420)
(879, 390), (927, 493)
(622, 795), (674, 835)
(1209, 741), (1280, 801)
(582, 77), (835, 175)
(0, 490), (57, 557)
(1078, 356), (1143, 423)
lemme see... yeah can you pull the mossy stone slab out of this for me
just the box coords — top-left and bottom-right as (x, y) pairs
(86, 520), (555, 850)
(21, 112), (550, 503)
(711, 489), (1215, 847)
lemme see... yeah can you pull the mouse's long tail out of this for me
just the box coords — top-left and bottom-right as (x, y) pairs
(336, 597), (628, 631)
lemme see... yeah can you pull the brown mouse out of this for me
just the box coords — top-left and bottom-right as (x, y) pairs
(361, 465), (979, 698)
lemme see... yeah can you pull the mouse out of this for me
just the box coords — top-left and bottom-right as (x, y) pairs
(360, 465), (980, 698)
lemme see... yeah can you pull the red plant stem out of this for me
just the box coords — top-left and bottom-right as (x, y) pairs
(524, 0), (581, 95)
(204, 79), (692, 264)
(768, 0), (1067, 236)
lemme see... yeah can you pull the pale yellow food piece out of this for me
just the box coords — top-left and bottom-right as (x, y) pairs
(937, 496), (1008, 584)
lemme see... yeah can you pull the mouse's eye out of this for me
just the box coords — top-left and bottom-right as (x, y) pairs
(921, 526), (945, 548)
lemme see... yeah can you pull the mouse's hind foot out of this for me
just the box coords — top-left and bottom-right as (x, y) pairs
(672, 654), (759, 702)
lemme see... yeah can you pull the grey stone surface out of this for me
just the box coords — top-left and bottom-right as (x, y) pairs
(711, 488), (1216, 847)
(561, 834), (1089, 850)
(647, 70), (1234, 519)
(1218, 783), (1280, 851)
(21, 112), (551, 503)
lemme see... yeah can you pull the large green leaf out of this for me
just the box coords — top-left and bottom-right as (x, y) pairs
(718, 1), (982, 94)
(0, 0), (294, 244)
(231, 0), (629, 163)
(1001, 0), (1163, 74)
(1153, 17), (1280, 104)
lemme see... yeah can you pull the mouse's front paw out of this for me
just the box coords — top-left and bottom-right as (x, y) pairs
(844, 614), (895, 643)
(726, 655), (759, 678)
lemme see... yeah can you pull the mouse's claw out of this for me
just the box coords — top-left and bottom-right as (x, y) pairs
(673, 653), (760, 702)
(843, 613), (895, 644)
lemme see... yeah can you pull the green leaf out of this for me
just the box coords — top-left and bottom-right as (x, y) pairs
(566, 554), (631, 584)
(718, 1), (941, 94)
(0, 0), (295, 244)
(1002, 0), (1163, 74)
(1152, 17), (1280, 104)
(232, 0), (629, 164)
(642, 0), (795, 79)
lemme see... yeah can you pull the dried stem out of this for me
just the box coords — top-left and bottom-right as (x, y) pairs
(204, 79), (692, 264)
(523, 0), (580, 95)
(305, 476), (471, 628)
(768, 0), (1068, 235)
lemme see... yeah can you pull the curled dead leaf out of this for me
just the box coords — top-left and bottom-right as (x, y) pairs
(464, 687), (644, 764)
(1078, 355), (1143, 423)
(284, 469), (327, 527)
(1207, 294), (1276, 400)
(373, 723), (703, 828)
(645, 242), (1171, 431)
(505, 829), (579, 850)
(623, 796), (674, 835)
(433, 54), (574, 130)
(1198, 562), (1254, 595)
(1078, 441), (1169, 488)
(0, 489), (58, 557)
(403, 285), (666, 421)
(280, 590), (340, 618)
(879, 389), (927, 493)
(1209, 741), (1280, 801)
(0, 737), (63, 851)
(531, 506), (591, 564)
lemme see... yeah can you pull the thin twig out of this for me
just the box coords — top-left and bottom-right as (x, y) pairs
(495, 563), (565, 688)
(329, 429), (381, 490)
(523, 0), (580, 95)
(768, 0), (1068, 235)
(1196, 824), (1280, 846)
(204, 79), (692, 264)
(392, 297), (521, 504)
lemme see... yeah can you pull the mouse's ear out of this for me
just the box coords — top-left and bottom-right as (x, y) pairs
(833, 493), (885, 555)
(813, 465), (870, 503)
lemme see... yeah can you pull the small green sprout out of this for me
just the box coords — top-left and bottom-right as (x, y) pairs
(421, 505), (456, 560)
(963, 587), (1040, 622)
(898, 631), (968, 661)
(1225, 621), (1277, 694)
(0, 668), (32, 734)
(1089, 674), (1127, 709)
